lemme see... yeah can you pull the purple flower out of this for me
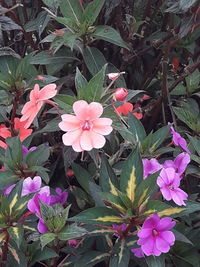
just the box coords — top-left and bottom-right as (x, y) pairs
(68, 239), (78, 247)
(137, 214), (176, 256)
(163, 152), (190, 177)
(170, 126), (190, 154)
(131, 248), (144, 258)
(50, 188), (68, 205)
(112, 223), (127, 237)
(157, 168), (188, 206)
(4, 184), (16, 197)
(142, 158), (162, 179)
(21, 176), (42, 196)
(22, 146), (37, 157)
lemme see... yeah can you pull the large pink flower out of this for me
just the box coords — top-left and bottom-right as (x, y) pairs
(59, 100), (113, 152)
(137, 214), (176, 256)
(157, 168), (188, 206)
(20, 83), (57, 129)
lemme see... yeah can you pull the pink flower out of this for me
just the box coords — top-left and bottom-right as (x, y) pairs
(137, 214), (176, 256)
(20, 83), (57, 129)
(14, 118), (33, 141)
(131, 248), (144, 258)
(163, 152), (190, 177)
(107, 72), (123, 81)
(0, 124), (11, 149)
(114, 88), (128, 101)
(170, 126), (190, 154)
(143, 158), (162, 179)
(21, 176), (42, 196)
(59, 100), (113, 152)
(157, 168), (188, 206)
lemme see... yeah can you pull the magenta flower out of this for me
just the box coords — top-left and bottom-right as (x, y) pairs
(137, 214), (176, 256)
(131, 248), (144, 258)
(21, 176), (42, 196)
(163, 152), (190, 177)
(112, 223), (127, 237)
(142, 158), (162, 179)
(4, 184), (16, 197)
(22, 146), (37, 157)
(157, 168), (188, 206)
(50, 188), (68, 205)
(170, 126), (190, 153)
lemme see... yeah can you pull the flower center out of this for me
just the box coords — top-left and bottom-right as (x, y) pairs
(168, 184), (174, 190)
(82, 121), (91, 131)
(152, 229), (158, 236)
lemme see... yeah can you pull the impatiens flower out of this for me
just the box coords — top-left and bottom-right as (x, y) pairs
(50, 188), (68, 205)
(114, 88), (128, 101)
(137, 214), (176, 256)
(20, 83), (57, 129)
(14, 118), (32, 142)
(143, 158), (162, 179)
(157, 168), (188, 206)
(59, 100), (113, 152)
(4, 184), (16, 197)
(131, 248), (144, 258)
(170, 126), (190, 154)
(107, 72), (125, 81)
(133, 112), (143, 120)
(112, 223), (127, 237)
(22, 146), (37, 157)
(0, 124), (11, 149)
(116, 102), (133, 115)
(163, 152), (190, 177)
(21, 176), (42, 196)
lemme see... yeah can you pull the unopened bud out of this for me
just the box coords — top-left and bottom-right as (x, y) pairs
(66, 169), (74, 177)
(114, 88), (128, 101)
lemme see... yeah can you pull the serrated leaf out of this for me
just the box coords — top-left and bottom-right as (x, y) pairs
(120, 147), (143, 204)
(91, 25), (129, 49)
(60, 0), (82, 26)
(99, 153), (118, 195)
(82, 0), (105, 27)
(57, 224), (87, 240)
(78, 64), (107, 102)
(40, 233), (56, 249)
(75, 67), (88, 91)
(69, 207), (124, 225)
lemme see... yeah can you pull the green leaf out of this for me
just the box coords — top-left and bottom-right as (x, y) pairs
(74, 251), (109, 267)
(30, 247), (58, 266)
(82, 0), (105, 27)
(75, 67), (88, 91)
(6, 137), (23, 169)
(55, 16), (78, 30)
(120, 147), (143, 204)
(83, 225), (115, 236)
(100, 192), (127, 213)
(128, 113), (146, 143)
(134, 171), (160, 207)
(26, 144), (50, 167)
(187, 135), (200, 156)
(8, 226), (23, 248)
(89, 182), (105, 207)
(54, 94), (76, 106)
(0, 171), (18, 190)
(110, 239), (130, 267)
(72, 163), (93, 194)
(78, 64), (107, 102)
(186, 69), (200, 93)
(82, 46), (107, 75)
(60, 0), (82, 26)
(145, 254), (165, 267)
(69, 207), (124, 225)
(99, 153), (118, 195)
(40, 233), (56, 249)
(91, 25), (129, 49)
(172, 229), (193, 245)
(57, 224), (88, 241)
(63, 32), (78, 50)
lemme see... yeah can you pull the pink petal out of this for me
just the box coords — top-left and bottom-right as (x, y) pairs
(30, 84), (40, 101)
(90, 131), (106, 149)
(160, 231), (175, 245)
(80, 131), (93, 151)
(131, 248), (144, 258)
(143, 214), (160, 229)
(87, 102), (103, 120)
(155, 236), (170, 253)
(72, 137), (83, 152)
(92, 118), (113, 135)
(39, 83), (57, 100)
(62, 129), (82, 146)
(37, 219), (48, 233)
(174, 153), (190, 175)
(165, 168), (176, 184)
(59, 115), (80, 131)
(171, 188), (188, 206)
(21, 101), (35, 117)
(140, 237), (155, 256)
(161, 187), (172, 201)
(73, 100), (88, 120)
(157, 218), (176, 231)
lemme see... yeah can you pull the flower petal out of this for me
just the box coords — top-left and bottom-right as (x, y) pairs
(87, 102), (103, 120)
(92, 118), (113, 135)
(160, 231), (175, 245)
(138, 228), (152, 238)
(73, 100), (88, 120)
(39, 83), (57, 100)
(59, 114), (80, 131)
(157, 217), (176, 231)
(80, 130), (93, 151)
(30, 84), (40, 101)
(62, 129), (82, 146)
(155, 236), (170, 253)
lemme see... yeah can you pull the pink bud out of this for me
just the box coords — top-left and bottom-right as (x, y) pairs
(66, 169), (74, 177)
(68, 239), (78, 247)
(114, 88), (128, 101)
(35, 75), (45, 81)
(53, 29), (64, 36)
(107, 72), (125, 81)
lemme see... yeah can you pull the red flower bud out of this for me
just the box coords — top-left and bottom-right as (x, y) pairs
(66, 169), (74, 177)
(114, 88), (128, 101)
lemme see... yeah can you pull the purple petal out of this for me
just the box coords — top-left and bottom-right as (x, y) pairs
(160, 187), (172, 201)
(140, 237), (155, 256)
(160, 231), (175, 245)
(38, 219), (48, 233)
(21, 176), (42, 196)
(171, 188), (188, 206)
(138, 228), (152, 238)
(157, 217), (176, 231)
(131, 248), (145, 258)
(4, 184), (16, 197)
(143, 214), (160, 229)
(155, 236), (170, 253)
(174, 153), (190, 175)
